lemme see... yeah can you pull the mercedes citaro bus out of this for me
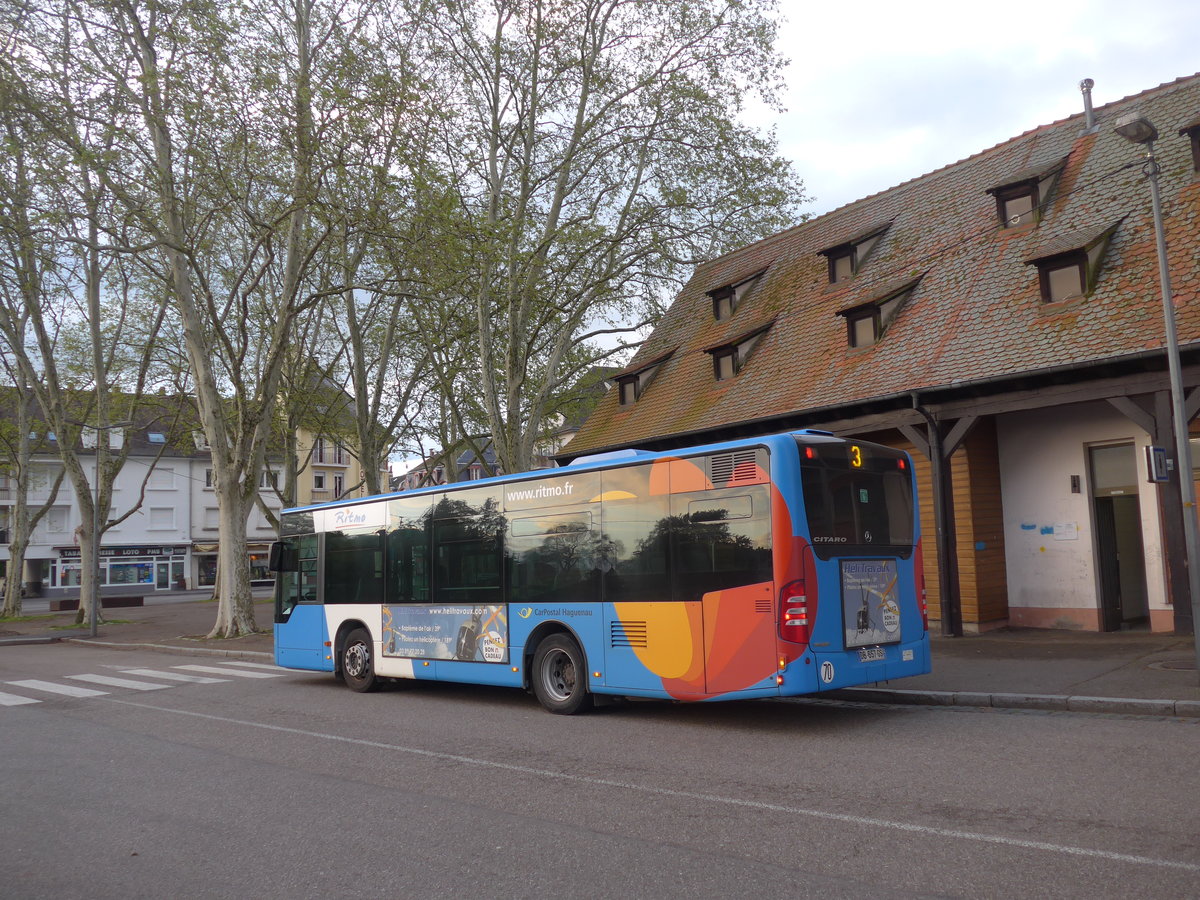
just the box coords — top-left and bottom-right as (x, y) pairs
(269, 431), (930, 713)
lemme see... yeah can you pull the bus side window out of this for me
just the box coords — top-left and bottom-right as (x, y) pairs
(276, 534), (318, 621)
(388, 526), (429, 603)
(671, 487), (772, 602)
(325, 530), (384, 604)
(600, 464), (669, 603)
(507, 511), (600, 604)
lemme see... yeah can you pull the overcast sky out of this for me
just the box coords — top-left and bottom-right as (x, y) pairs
(761, 0), (1200, 217)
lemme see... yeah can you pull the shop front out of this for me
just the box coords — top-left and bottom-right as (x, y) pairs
(51, 545), (190, 593)
(193, 543), (276, 589)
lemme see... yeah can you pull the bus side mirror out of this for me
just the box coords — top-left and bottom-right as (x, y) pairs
(268, 541), (298, 572)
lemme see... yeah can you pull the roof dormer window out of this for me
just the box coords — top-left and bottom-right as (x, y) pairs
(996, 186), (1036, 228)
(818, 224), (889, 284)
(987, 157), (1065, 228)
(614, 351), (672, 406)
(1026, 221), (1120, 303)
(707, 324), (771, 381)
(1179, 117), (1200, 173)
(708, 272), (762, 321)
(838, 278), (919, 349)
(1041, 252), (1087, 302)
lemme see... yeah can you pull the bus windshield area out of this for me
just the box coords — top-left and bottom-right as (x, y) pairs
(796, 438), (914, 559)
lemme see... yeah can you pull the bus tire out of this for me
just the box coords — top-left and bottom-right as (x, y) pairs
(341, 628), (379, 693)
(532, 634), (590, 715)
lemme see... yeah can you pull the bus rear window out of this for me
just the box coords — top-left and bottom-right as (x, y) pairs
(797, 439), (914, 559)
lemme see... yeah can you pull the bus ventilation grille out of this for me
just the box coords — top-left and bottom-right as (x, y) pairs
(710, 450), (760, 487)
(610, 620), (648, 648)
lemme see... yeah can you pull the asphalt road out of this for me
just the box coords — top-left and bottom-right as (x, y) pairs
(2, 643), (1198, 899)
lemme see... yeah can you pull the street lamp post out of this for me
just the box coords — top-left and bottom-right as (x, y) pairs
(89, 465), (100, 639)
(1115, 113), (1200, 679)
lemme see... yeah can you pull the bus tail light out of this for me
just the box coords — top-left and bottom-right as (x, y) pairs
(914, 538), (928, 631)
(779, 542), (818, 644)
(779, 580), (811, 643)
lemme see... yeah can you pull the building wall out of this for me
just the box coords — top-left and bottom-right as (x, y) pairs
(189, 458), (280, 588)
(19, 456), (194, 596)
(293, 428), (385, 507)
(893, 420), (1009, 633)
(995, 402), (1170, 631)
(958, 421), (1010, 628)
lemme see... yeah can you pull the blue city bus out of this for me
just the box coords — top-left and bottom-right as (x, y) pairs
(268, 431), (930, 714)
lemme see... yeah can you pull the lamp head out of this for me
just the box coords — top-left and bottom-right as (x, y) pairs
(1114, 112), (1158, 145)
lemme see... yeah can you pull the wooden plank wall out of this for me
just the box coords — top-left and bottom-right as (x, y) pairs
(884, 419), (1009, 630)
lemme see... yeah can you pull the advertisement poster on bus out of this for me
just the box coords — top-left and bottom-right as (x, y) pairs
(841, 559), (901, 649)
(382, 605), (509, 663)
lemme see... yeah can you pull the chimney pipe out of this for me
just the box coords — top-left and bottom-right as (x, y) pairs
(1080, 78), (1096, 132)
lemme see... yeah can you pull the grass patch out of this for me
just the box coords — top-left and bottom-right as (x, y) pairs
(49, 618), (136, 630)
(0, 613), (61, 624)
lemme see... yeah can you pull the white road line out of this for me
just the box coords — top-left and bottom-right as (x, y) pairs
(174, 665), (283, 679)
(119, 668), (229, 684)
(8, 679), (108, 698)
(67, 674), (170, 691)
(111, 699), (1200, 876)
(0, 690), (41, 706)
(211, 661), (285, 671)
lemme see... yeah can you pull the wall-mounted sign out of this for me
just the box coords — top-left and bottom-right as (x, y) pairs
(1145, 446), (1169, 484)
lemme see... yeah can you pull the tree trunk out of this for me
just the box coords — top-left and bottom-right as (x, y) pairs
(208, 492), (257, 638)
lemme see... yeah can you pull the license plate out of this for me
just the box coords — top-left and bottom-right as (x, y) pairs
(857, 646), (886, 662)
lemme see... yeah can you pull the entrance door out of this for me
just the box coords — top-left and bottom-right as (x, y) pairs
(1089, 445), (1148, 631)
(156, 562), (170, 590)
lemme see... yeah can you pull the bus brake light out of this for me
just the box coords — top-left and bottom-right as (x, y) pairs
(779, 579), (814, 644)
(914, 538), (928, 631)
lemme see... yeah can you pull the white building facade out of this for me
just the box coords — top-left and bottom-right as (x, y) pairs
(997, 402), (1184, 633)
(1, 437), (281, 598)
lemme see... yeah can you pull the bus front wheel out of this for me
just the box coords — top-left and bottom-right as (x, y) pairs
(532, 634), (590, 715)
(341, 628), (379, 693)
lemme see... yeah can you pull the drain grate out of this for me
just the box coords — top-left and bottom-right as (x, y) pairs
(1148, 658), (1197, 671)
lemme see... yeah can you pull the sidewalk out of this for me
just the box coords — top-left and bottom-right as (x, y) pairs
(832, 629), (1200, 718)
(0, 591), (275, 659)
(2, 595), (1198, 716)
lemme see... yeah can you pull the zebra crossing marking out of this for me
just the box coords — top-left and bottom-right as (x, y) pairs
(215, 661), (286, 671)
(119, 668), (229, 684)
(0, 690), (41, 707)
(7, 679), (108, 698)
(175, 664), (284, 679)
(67, 674), (171, 691)
(4, 660), (290, 707)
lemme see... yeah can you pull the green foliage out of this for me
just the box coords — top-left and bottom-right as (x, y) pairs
(1, 0), (804, 495)
(419, 0), (806, 471)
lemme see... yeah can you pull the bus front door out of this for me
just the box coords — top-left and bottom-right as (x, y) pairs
(275, 604), (334, 672)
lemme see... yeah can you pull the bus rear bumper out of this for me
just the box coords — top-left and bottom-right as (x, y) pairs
(783, 637), (931, 695)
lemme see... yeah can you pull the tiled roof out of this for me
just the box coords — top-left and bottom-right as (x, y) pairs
(1024, 220), (1123, 263)
(986, 155), (1068, 193)
(835, 274), (924, 314)
(568, 73), (1200, 456)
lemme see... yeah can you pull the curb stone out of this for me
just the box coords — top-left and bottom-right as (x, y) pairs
(834, 687), (1199, 718)
(989, 692), (1069, 711)
(1066, 696), (1176, 716)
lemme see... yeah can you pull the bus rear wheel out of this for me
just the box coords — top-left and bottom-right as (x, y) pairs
(341, 628), (379, 693)
(532, 634), (590, 715)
